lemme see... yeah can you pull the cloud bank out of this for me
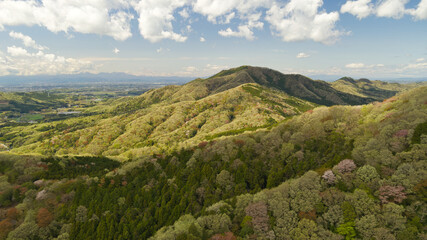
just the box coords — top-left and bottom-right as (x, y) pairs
(0, 0), (425, 44)
(341, 0), (427, 20)
(0, 0), (346, 44)
(0, 31), (93, 76)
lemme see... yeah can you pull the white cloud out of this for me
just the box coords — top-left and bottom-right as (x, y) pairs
(156, 47), (170, 53)
(192, 0), (238, 23)
(345, 63), (365, 68)
(200, 37), (206, 42)
(341, 0), (426, 20)
(376, 0), (409, 19)
(221, 12), (236, 24)
(0, 0), (133, 41)
(6, 53), (93, 75)
(416, 58), (426, 62)
(113, 48), (120, 54)
(345, 62), (386, 69)
(184, 66), (197, 72)
(193, 0), (270, 41)
(247, 13), (264, 29)
(7, 46), (30, 57)
(2, 47), (93, 76)
(296, 52), (310, 58)
(193, 0), (272, 22)
(132, 0), (188, 43)
(408, 0), (427, 20)
(219, 25), (255, 40)
(266, 0), (342, 44)
(9, 31), (47, 50)
(404, 62), (427, 70)
(0, 0), (425, 45)
(0, 33), (94, 76)
(205, 64), (229, 71)
(218, 12), (264, 40)
(340, 0), (373, 19)
(175, 65), (199, 76)
(179, 8), (190, 19)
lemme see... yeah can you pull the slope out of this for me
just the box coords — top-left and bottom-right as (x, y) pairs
(2, 66), (411, 158)
(3, 83), (317, 157)
(0, 92), (67, 113)
(0, 86), (424, 239)
(330, 77), (424, 100)
(202, 66), (375, 106)
(111, 66), (379, 116)
(149, 85), (427, 239)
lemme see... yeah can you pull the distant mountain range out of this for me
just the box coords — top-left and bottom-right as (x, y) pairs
(0, 70), (425, 89)
(309, 74), (427, 82)
(0, 72), (192, 88)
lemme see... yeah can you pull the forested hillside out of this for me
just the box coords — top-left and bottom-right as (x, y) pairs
(330, 77), (423, 101)
(2, 66), (411, 159)
(0, 92), (68, 113)
(0, 84), (425, 239)
(1, 83), (317, 158)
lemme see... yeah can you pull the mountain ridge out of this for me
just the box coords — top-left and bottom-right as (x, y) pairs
(1, 66), (421, 159)
(330, 76), (422, 100)
(2, 82), (317, 157)
(175, 66), (376, 106)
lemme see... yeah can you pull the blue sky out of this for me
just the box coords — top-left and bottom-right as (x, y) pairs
(0, 0), (426, 80)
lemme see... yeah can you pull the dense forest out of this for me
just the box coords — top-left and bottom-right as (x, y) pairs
(0, 66), (427, 240)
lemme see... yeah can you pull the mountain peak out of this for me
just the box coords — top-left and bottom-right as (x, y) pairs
(208, 65), (251, 78)
(195, 66), (372, 106)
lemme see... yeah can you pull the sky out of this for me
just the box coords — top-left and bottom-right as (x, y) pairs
(0, 0), (426, 80)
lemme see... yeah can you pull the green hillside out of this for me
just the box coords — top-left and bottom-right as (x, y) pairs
(192, 66), (375, 106)
(0, 92), (67, 113)
(330, 77), (424, 101)
(0, 85), (425, 239)
(0, 66), (425, 240)
(112, 66), (385, 116)
(2, 66), (401, 158)
(2, 83), (317, 158)
(147, 85), (426, 239)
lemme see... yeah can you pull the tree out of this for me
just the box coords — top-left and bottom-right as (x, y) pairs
(244, 202), (269, 234)
(323, 205), (343, 229)
(0, 219), (13, 238)
(336, 159), (356, 174)
(197, 214), (232, 237)
(348, 189), (378, 217)
(216, 170), (234, 191)
(289, 171), (321, 212)
(210, 232), (237, 240)
(372, 227), (396, 240)
(6, 207), (19, 220)
(322, 170), (336, 184)
(76, 205), (88, 222)
(381, 203), (406, 233)
(289, 219), (319, 240)
(336, 221), (356, 240)
(7, 221), (39, 239)
(356, 165), (380, 190)
(379, 185), (407, 204)
(37, 208), (53, 227)
(355, 215), (378, 239)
